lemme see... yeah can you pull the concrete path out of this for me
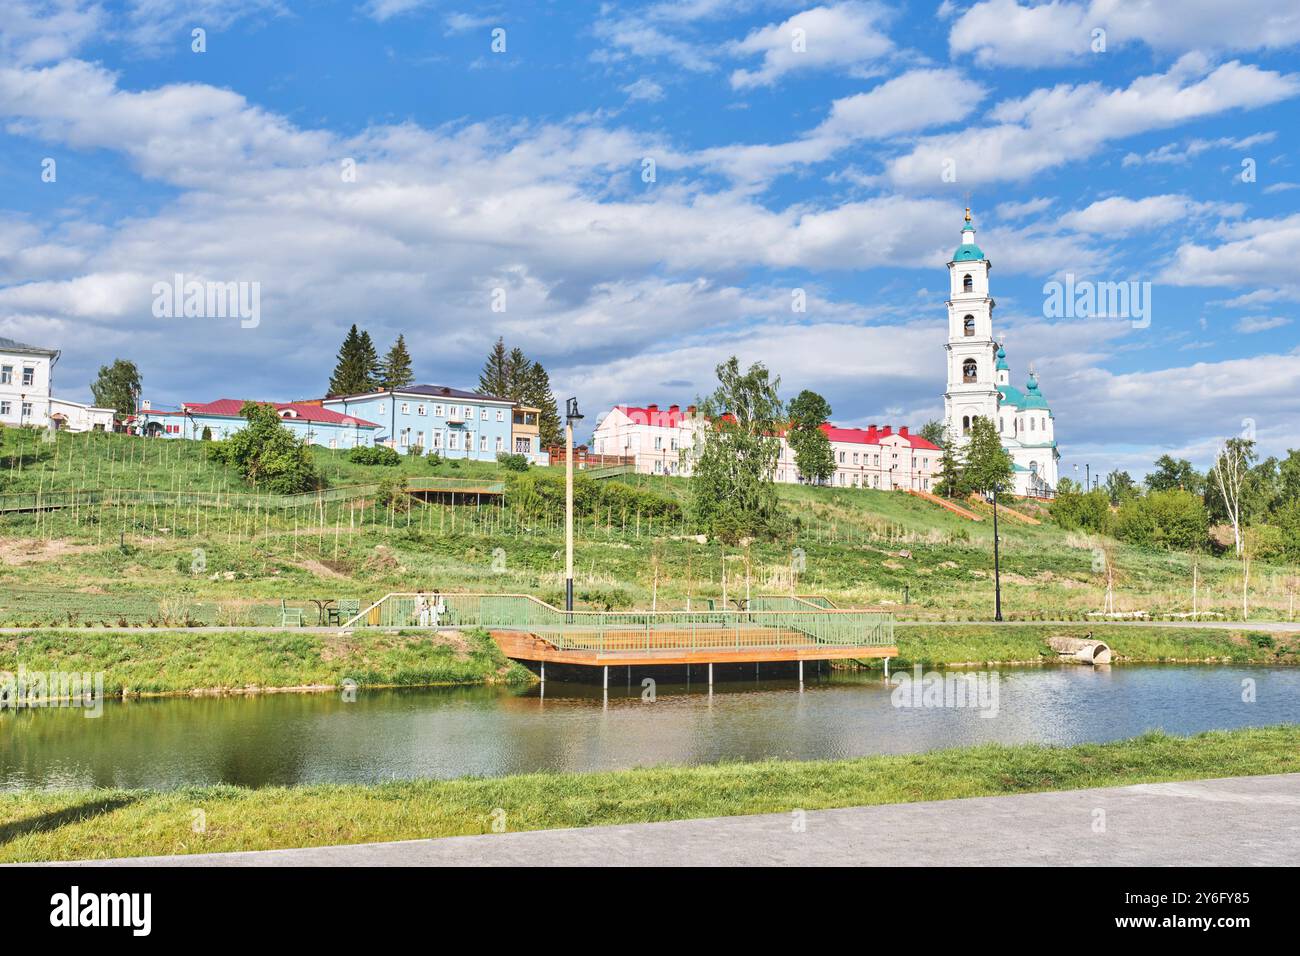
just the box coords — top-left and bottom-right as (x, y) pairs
(45, 773), (1300, 867)
(2, 619), (1296, 636)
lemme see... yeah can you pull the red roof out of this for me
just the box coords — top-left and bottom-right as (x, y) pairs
(183, 399), (380, 428)
(819, 423), (939, 450)
(616, 403), (696, 427)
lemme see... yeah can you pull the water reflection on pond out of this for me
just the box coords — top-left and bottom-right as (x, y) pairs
(3, 665), (1297, 791)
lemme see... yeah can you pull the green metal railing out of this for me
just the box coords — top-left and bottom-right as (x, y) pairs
(0, 485), (382, 514)
(403, 478), (506, 494)
(345, 592), (893, 653)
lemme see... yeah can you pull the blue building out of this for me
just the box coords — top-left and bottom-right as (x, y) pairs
(322, 385), (515, 459)
(132, 399), (382, 449)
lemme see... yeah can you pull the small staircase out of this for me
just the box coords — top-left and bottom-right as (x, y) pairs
(903, 488), (983, 521)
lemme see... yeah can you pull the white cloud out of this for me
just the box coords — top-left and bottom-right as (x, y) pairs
(995, 197), (1052, 220)
(814, 68), (985, 139)
(1234, 315), (1292, 334)
(729, 2), (893, 89)
(622, 77), (666, 102)
(951, 0), (1300, 67)
(1060, 195), (1243, 235)
(363, 0), (432, 22)
(1121, 132), (1276, 166)
(1161, 212), (1300, 287)
(881, 55), (1300, 186)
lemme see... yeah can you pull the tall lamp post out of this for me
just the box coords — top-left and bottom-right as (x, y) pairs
(992, 480), (1004, 622)
(564, 397), (583, 613)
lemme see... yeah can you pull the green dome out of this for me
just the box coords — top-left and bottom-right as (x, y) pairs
(953, 241), (984, 262)
(995, 345), (1009, 371)
(1022, 374), (1050, 410)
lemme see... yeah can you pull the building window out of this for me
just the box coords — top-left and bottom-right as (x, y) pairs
(378, 403), (385, 415)
(962, 415), (971, 435)
(22, 402), (33, 419)
(432, 431), (443, 449)
(0, 366), (11, 384)
(0, 401), (9, 415)
(1030, 418), (1035, 431)
(963, 274), (973, 293)
(963, 315), (975, 336)
(481, 408), (489, 420)
(448, 432), (459, 450)
(434, 404), (443, 416)
(22, 367), (34, 386)
(495, 435), (504, 452)
(417, 404), (426, 416)
(480, 434), (488, 451)
(962, 359), (977, 382)
(400, 402), (409, 415)
(497, 409), (505, 422)
(515, 437), (529, 453)
(838, 451), (845, 463)
(654, 436), (662, 450)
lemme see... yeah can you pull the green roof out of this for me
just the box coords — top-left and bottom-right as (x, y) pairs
(998, 384), (1026, 408)
(995, 345), (1009, 371)
(953, 242), (984, 262)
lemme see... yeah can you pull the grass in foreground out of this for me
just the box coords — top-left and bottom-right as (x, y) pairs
(0, 725), (1295, 862)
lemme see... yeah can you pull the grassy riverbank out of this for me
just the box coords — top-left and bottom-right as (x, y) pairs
(2, 624), (1295, 698)
(0, 627), (530, 695)
(888, 623), (1299, 667)
(0, 725), (1295, 863)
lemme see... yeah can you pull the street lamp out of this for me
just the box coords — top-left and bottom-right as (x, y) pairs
(564, 396), (584, 614)
(992, 480), (1004, 622)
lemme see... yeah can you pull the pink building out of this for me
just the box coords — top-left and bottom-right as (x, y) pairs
(592, 403), (940, 489)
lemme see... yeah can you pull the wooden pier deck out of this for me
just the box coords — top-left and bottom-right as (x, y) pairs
(491, 628), (895, 666)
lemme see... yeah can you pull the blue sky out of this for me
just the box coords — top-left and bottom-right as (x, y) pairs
(1, 0), (1298, 480)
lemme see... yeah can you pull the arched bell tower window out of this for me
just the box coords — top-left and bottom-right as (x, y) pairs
(962, 274), (973, 293)
(962, 415), (971, 435)
(962, 358), (977, 383)
(963, 315), (975, 336)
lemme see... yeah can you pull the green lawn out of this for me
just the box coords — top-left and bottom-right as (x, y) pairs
(1, 627), (531, 695)
(1, 725), (1295, 862)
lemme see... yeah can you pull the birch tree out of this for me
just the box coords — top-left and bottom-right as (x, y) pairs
(1210, 438), (1254, 557)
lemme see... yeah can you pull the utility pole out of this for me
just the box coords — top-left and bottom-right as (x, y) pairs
(564, 397), (583, 614)
(992, 482), (1003, 622)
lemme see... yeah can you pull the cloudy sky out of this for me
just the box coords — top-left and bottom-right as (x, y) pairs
(2, 0), (1298, 478)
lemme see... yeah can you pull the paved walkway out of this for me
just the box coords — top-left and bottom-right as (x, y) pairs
(46, 773), (1300, 867)
(2, 619), (1295, 636)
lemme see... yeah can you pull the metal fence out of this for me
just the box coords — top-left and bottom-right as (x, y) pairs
(346, 592), (893, 652)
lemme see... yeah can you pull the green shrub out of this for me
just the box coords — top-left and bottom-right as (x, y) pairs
(1050, 489), (1111, 533)
(497, 452), (529, 472)
(348, 445), (401, 466)
(1113, 489), (1208, 552)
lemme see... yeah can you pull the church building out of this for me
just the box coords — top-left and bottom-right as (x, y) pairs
(942, 209), (1059, 497)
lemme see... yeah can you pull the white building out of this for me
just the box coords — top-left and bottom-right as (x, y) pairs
(0, 337), (115, 433)
(591, 403), (939, 489)
(942, 210), (1059, 496)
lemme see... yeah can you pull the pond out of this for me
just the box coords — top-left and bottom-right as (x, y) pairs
(3, 664), (1297, 791)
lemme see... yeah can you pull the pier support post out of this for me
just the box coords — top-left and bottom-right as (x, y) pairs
(603, 665), (609, 690)
(799, 659), (804, 682)
(883, 657), (890, 679)
(541, 661), (546, 683)
(708, 662), (713, 686)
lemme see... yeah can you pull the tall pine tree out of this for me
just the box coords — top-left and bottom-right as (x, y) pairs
(357, 331), (380, 390)
(524, 361), (562, 448)
(381, 334), (414, 389)
(479, 338), (509, 396)
(327, 325), (365, 396)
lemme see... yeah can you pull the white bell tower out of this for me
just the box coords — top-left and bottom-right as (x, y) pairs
(943, 208), (999, 445)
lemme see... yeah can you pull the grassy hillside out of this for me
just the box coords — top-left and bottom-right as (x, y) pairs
(1, 431), (1297, 624)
